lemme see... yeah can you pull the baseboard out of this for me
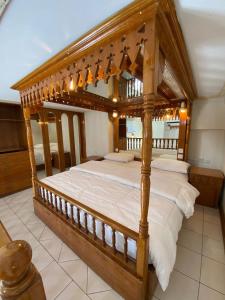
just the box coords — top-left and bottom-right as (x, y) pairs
(219, 206), (225, 247)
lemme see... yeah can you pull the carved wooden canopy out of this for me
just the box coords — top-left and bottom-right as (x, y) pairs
(11, 0), (197, 113)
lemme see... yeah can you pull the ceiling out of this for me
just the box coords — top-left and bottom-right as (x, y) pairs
(0, 0), (225, 102)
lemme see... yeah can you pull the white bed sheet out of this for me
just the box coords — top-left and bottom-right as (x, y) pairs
(40, 159), (199, 291)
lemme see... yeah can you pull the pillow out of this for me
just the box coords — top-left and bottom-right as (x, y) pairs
(104, 152), (134, 163)
(151, 158), (190, 174)
(34, 144), (43, 149)
(119, 150), (141, 159)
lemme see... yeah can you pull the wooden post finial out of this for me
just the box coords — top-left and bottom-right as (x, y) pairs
(0, 240), (32, 283)
(0, 240), (46, 299)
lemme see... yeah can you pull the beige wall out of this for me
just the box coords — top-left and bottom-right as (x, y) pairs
(85, 111), (113, 157)
(188, 97), (225, 211)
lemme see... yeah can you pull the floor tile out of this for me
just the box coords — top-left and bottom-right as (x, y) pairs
(154, 270), (199, 300)
(204, 207), (220, 217)
(195, 204), (204, 213)
(183, 217), (203, 235)
(26, 222), (45, 239)
(40, 238), (63, 261)
(40, 261), (71, 300)
(203, 222), (223, 241)
(175, 246), (201, 280)
(32, 244), (53, 272)
(203, 236), (225, 264)
(198, 284), (225, 300)
(12, 231), (40, 250)
(39, 226), (59, 241)
(58, 243), (80, 262)
(201, 256), (225, 294)
(60, 260), (87, 292)
(87, 268), (111, 294)
(55, 281), (90, 300)
(193, 208), (204, 221)
(7, 224), (30, 240)
(204, 212), (221, 225)
(178, 228), (202, 253)
(89, 290), (124, 300)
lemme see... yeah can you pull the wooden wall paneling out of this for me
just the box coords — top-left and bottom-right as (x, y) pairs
(78, 113), (87, 163)
(68, 112), (76, 166)
(39, 110), (52, 177)
(55, 111), (65, 172)
(136, 19), (158, 299)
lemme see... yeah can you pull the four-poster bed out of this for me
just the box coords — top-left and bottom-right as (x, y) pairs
(11, 1), (198, 299)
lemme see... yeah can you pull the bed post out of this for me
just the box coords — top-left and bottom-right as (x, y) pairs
(55, 111), (65, 172)
(184, 100), (192, 161)
(39, 110), (52, 176)
(67, 112), (76, 166)
(136, 18), (159, 299)
(78, 113), (87, 163)
(23, 107), (37, 195)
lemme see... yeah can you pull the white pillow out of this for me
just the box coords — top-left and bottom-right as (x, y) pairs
(151, 158), (190, 174)
(119, 150), (141, 159)
(34, 144), (43, 149)
(104, 152), (134, 163)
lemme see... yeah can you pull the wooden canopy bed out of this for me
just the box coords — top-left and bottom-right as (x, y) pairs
(11, 1), (197, 299)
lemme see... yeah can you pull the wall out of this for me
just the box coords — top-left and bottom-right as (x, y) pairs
(85, 78), (113, 157)
(188, 97), (225, 211)
(31, 120), (42, 145)
(85, 111), (113, 157)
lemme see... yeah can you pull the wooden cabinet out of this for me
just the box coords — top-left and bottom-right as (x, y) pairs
(0, 151), (32, 197)
(0, 103), (31, 197)
(0, 103), (27, 152)
(52, 152), (71, 169)
(189, 166), (224, 208)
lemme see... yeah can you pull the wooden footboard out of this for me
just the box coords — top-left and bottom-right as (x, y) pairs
(33, 179), (157, 300)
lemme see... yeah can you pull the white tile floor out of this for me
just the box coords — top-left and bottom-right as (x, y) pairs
(1, 188), (225, 300)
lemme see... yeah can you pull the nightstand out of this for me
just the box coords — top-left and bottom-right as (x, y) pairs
(189, 166), (224, 208)
(83, 155), (104, 163)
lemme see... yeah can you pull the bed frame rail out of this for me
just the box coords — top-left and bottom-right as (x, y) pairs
(33, 179), (157, 300)
(34, 179), (138, 273)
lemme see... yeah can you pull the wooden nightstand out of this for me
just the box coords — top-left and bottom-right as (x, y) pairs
(83, 155), (104, 163)
(52, 152), (71, 169)
(189, 166), (224, 208)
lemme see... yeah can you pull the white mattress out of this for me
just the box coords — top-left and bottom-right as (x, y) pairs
(41, 160), (198, 291)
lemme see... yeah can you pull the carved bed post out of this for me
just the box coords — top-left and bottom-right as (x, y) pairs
(177, 104), (188, 161)
(68, 112), (76, 166)
(23, 107), (37, 195)
(78, 113), (87, 163)
(184, 100), (192, 161)
(55, 111), (65, 172)
(113, 117), (119, 152)
(39, 109), (52, 176)
(136, 18), (159, 299)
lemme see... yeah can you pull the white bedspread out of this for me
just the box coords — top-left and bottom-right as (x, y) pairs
(42, 160), (199, 291)
(71, 160), (199, 218)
